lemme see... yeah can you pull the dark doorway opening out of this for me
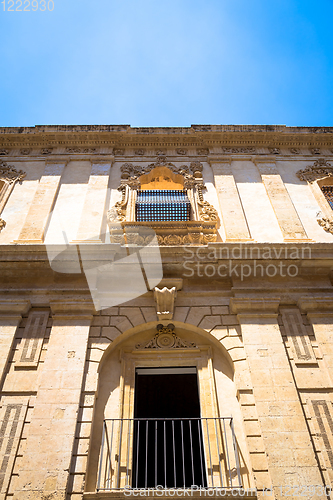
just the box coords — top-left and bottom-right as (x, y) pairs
(132, 367), (207, 488)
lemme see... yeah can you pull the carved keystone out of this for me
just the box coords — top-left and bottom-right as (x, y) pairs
(154, 286), (177, 320)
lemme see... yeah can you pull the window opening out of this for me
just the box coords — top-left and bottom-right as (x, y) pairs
(135, 190), (191, 222)
(321, 185), (333, 210)
(132, 367), (207, 488)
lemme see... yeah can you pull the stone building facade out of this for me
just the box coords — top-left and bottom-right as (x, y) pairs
(0, 125), (333, 499)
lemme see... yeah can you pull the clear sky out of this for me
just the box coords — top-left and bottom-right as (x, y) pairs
(0, 0), (332, 128)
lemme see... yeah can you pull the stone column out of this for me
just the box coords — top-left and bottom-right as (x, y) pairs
(72, 159), (113, 243)
(15, 160), (67, 243)
(0, 300), (30, 383)
(231, 298), (326, 500)
(210, 158), (252, 241)
(254, 158), (310, 241)
(14, 301), (94, 500)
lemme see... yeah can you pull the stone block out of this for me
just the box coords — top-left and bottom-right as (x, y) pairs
(221, 314), (238, 326)
(247, 436), (266, 453)
(173, 307), (189, 323)
(252, 471), (272, 490)
(91, 316), (109, 327)
(212, 305), (229, 315)
(140, 307), (157, 323)
(185, 307), (211, 326)
(119, 307), (145, 326)
(101, 326), (121, 341)
(210, 326), (228, 341)
(250, 453), (269, 471)
(100, 306), (118, 316)
(244, 420), (262, 436)
(110, 316), (132, 333)
(89, 326), (101, 337)
(198, 315), (221, 331)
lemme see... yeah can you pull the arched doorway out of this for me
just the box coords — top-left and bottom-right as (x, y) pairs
(85, 322), (249, 493)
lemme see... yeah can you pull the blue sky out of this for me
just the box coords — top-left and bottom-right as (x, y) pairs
(0, 0), (332, 127)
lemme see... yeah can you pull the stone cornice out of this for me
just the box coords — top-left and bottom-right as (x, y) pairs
(0, 300), (31, 316)
(298, 297), (333, 313)
(0, 125), (333, 152)
(49, 300), (95, 318)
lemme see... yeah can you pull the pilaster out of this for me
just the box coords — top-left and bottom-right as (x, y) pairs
(254, 157), (310, 241)
(14, 160), (67, 243)
(13, 301), (94, 500)
(230, 297), (326, 499)
(0, 300), (31, 384)
(72, 159), (113, 243)
(210, 159), (252, 241)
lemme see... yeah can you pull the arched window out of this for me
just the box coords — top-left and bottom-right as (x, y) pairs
(107, 159), (219, 245)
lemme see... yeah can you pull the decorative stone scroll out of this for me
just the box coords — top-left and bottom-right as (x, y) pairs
(296, 159), (333, 183)
(136, 324), (197, 350)
(317, 216), (333, 235)
(0, 160), (26, 232)
(0, 161), (26, 184)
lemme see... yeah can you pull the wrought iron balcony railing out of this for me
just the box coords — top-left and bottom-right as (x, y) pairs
(97, 417), (242, 491)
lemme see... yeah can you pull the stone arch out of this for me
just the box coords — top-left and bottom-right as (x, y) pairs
(85, 321), (252, 492)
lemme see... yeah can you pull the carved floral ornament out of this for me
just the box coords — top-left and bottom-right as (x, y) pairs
(296, 159), (333, 184)
(107, 158), (219, 245)
(0, 160), (26, 184)
(296, 159), (333, 235)
(136, 324), (197, 350)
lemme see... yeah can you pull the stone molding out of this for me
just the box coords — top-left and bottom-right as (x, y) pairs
(136, 323), (197, 349)
(0, 300), (31, 316)
(230, 298), (280, 315)
(49, 300), (95, 318)
(154, 286), (177, 320)
(298, 297), (333, 313)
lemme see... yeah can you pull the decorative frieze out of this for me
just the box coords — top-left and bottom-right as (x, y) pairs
(66, 147), (97, 154)
(221, 147), (256, 154)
